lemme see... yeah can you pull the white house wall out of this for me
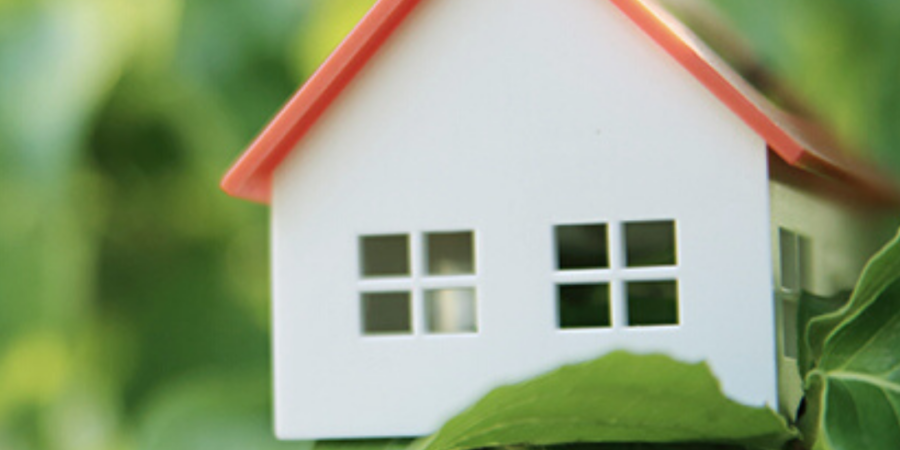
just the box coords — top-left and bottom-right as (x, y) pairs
(272, 0), (773, 439)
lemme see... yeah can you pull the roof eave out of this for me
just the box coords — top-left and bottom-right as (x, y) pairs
(220, 0), (423, 204)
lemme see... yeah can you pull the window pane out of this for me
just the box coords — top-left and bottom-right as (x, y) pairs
(779, 228), (799, 291)
(361, 235), (409, 277)
(782, 298), (799, 359)
(626, 280), (678, 326)
(427, 232), (475, 275)
(625, 221), (676, 267)
(798, 235), (811, 291)
(362, 292), (411, 334)
(557, 283), (611, 329)
(555, 224), (609, 270)
(425, 288), (477, 333)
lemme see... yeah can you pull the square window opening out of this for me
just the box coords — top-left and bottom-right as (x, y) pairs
(782, 298), (799, 359)
(779, 228), (800, 291)
(360, 235), (409, 277)
(779, 228), (811, 292)
(426, 232), (475, 275)
(557, 283), (611, 329)
(625, 220), (676, 267)
(555, 224), (609, 270)
(362, 292), (412, 335)
(626, 280), (679, 326)
(425, 288), (477, 334)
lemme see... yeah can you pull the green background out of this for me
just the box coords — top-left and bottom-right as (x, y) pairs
(0, 0), (898, 449)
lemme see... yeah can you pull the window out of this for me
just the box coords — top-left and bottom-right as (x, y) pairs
(782, 298), (799, 359)
(427, 232), (475, 275)
(625, 221), (676, 267)
(425, 288), (477, 333)
(556, 224), (609, 270)
(361, 234), (409, 277)
(554, 220), (679, 329)
(777, 227), (810, 359)
(778, 228), (809, 293)
(626, 280), (678, 326)
(558, 283), (611, 328)
(362, 292), (411, 334)
(358, 231), (478, 336)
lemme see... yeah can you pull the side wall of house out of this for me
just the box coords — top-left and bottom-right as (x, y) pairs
(769, 172), (897, 416)
(272, 0), (775, 439)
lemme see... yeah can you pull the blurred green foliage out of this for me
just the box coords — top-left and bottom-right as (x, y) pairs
(708, 0), (900, 169)
(0, 1), (897, 449)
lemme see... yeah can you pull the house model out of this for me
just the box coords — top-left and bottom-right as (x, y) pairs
(221, 0), (900, 440)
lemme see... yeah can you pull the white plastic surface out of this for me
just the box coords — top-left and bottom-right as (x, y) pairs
(272, 0), (775, 439)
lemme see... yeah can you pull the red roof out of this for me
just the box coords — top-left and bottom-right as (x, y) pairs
(221, 0), (899, 204)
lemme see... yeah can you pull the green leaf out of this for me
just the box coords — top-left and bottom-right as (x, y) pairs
(797, 291), (850, 380)
(545, 445), (751, 450)
(802, 230), (900, 450)
(805, 231), (900, 363)
(314, 439), (412, 450)
(422, 352), (796, 450)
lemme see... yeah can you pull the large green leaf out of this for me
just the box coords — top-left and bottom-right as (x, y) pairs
(534, 445), (749, 450)
(797, 291), (850, 381)
(422, 352), (795, 450)
(315, 439), (412, 450)
(805, 231), (900, 363)
(802, 230), (900, 450)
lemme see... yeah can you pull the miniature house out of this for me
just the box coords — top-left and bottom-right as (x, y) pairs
(221, 0), (900, 440)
